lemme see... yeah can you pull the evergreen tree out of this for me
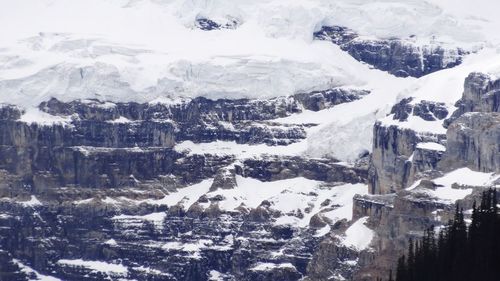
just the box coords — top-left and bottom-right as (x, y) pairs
(390, 189), (500, 281)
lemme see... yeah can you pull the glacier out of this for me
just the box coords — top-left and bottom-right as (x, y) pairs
(0, 0), (499, 161)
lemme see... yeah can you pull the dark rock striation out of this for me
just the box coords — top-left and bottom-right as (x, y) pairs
(0, 88), (370, 281)
(314, 26), (466, 78)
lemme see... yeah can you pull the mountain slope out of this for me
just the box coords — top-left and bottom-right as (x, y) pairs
(0, 1), (499, 281)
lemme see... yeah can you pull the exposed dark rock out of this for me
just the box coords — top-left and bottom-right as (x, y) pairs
(210, 167), (237, 192)
(368, 122), (445, 194)
(0, 90), (370, 281)
(0, 250), (28, 281)
(313, 26), (357, 46)
(0, 105), (23, 121)
(390, 97), (448, 122)
(237, 156), (367, 184)
(195, 17), (239, 31)
(390, 98), (414, 122)
(409, 145), (445, 179)
(294, 88), (369, 111)
(305, 235), (361, 281)
(314, 25), (466, 78)
(309, 213), (328, 228)
(245, 264), (302, 281)
(412, 100), (449, 121)
(446, 72), (500, 126)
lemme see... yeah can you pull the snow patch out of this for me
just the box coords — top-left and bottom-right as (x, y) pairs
(14, 259), (62, 281)
(416, 142), (446, 151)
(144, 179), (213, 209)
(108, 116), (132, 123)
(174, 140), (307, 158)
(250, 262), (295, 272)
(18, 196), (42, 207)
(19, 109), (73, 127)
(57, 259), (128, 275)
(341, 217), (374, 251)
(112, 212), (166, 229)
(408, 168), (500, 203)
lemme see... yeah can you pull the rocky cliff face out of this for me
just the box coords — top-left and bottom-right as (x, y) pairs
(307, 71), (500, 281)
(442, 112), (500, 172)
(441, 73), (500, 172)
(314, 26), (466, 78)
(369, 121), (445, 195)
(0, 88), (371, 281)
(447, 72), (500, 123)
(367, 98), (448, 195)
(3, 70), (499, 281)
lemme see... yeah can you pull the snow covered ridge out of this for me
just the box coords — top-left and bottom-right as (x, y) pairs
(0, 0), (499, 163)
(0, 0), (496, 105)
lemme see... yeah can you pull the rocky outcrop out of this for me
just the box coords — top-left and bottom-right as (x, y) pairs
(0, 88), (369, 190)
(352, 72), (500, 280)
(293, 88), (368, 111)
(408, 145), (445, 180)
(368, 96), (449, 195)
(446, 72), (500, 126)
(352, 190), (451, 281)
(430, 71), (500, 172)
(0, 250), (28, 281)
(306, 235), (360, 281)
(41, 88), (368, 122)
(440, 112), (500, 172)
(238, 156), (366, 183)
(353, 194), (395, 225)
(0, 184), (331, 281)
(210, 167), (237, 192)
(314, 26), (466, 78)
(439, 72), (500, 172)
(368, 122), (445, 194)
(195, 17), (240, 31)
(0, 89), (372, 281)
(391, 98), (448, 122)
(0, 105), (23, 121)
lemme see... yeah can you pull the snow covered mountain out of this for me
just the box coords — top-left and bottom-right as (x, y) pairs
(0, 0), (499, 281)
(1, 0), (499, 161)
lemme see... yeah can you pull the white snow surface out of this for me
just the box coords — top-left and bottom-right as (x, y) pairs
(174, 140), (308, 158)
(14, 259), (62, 281)
(208, 270), (231, 281)
(416, 142), (446, 151)
(341, 216), (374, 251)
(145, 179), (214, 209)
(57, 259), (128, 275)
(112, 212), (167, 229)
(409, 168), (500, 203)
(0, 0), (500, 161)
(18, 195), (42, 207)
(250, 262), (295, 272)
(130, 176), (367, 231)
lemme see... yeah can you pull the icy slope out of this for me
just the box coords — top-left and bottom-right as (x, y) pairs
(0, 0), (495, 104)
(0, 0), (499, 162)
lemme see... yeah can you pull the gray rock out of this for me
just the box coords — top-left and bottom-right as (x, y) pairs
(210, 167), (237, 192)
(440, 112), (500, 172)
(446, 72), (500, 125)
(368, 122), (445, 194)
(314, 26), (466, 78)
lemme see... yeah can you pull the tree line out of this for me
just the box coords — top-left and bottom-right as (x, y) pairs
(381, 189), (500, 281)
